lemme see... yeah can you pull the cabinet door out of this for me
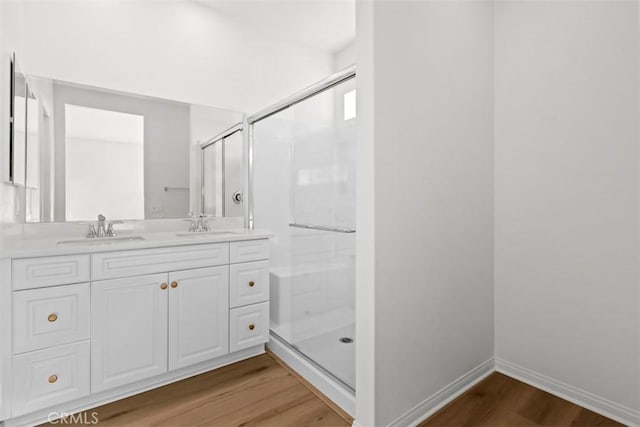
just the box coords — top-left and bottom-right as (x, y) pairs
(168, 266), (229, 370)
(91, 273), (168, 393)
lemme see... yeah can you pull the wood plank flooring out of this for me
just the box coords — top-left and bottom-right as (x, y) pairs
(420, 372), (623, 427)
(46, 356), (622, 427)
(47, 353), (351, 427)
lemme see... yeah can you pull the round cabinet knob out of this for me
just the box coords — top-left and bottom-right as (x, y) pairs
(248, 281), (255, 287)
(48, 313), (58, 323)
(48, 374), (58, 384)
(160, 283), (168, 290)
(171, 281), (178, 288)
(248, 323), (255, 331)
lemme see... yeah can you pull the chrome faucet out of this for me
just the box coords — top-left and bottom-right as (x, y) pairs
(184, 213), (210, 232)
(198, 214), (210, 232)
(86, 214), (121, 238)
(97, 214), (107, 237)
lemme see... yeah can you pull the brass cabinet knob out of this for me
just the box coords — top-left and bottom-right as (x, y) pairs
(248, 281), (255, 287)
(48, 313), (58, 323)
(171, 281), (178, 288)
(248, 324), (255, 331)
(48, 374), (58, 384)
(160, 283), (168, 290)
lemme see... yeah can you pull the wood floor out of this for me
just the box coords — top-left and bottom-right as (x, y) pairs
(47, 353), (351, 427)
(47, 355), (622, 427)
(420, 372), (623, 427)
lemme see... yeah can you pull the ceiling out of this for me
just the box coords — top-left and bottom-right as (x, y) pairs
(193, 0), (355, 54)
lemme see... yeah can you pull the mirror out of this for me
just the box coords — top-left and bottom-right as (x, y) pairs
(15, 75), (244, 223)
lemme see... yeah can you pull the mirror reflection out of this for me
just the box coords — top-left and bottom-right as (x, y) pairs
(11, 71), (26, 186)
(201, 125), (244, 218)
(20, 76), (244, 223)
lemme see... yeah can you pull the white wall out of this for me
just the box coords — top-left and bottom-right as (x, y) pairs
(354, 2), (375, 425)
(334, 41), (355, 72)
(494, 1), (640, 422)
(19, 1), (333, 114)
(356, 1), (495, 425)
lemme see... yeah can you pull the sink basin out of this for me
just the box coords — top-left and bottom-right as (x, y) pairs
(57, 236), (146, 246)
(175, 230), (242, 238)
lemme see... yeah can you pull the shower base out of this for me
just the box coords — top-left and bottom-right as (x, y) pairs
(294, 323), (355, 389)
(267, 331), (356, 417)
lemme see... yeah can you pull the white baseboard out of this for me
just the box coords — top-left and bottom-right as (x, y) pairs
(267, 334), (356, 417)
(386, 358), (495, 427)
(496, 358), (640, 427)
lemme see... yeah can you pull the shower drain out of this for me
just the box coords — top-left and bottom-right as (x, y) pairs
(339, 337), (354, 344)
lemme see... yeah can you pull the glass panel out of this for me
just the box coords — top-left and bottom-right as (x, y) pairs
(253, 77), (356, 390)
(201, 131), (243, 217)
(224, 132), (243, 217)
(202, 142), (223, 217)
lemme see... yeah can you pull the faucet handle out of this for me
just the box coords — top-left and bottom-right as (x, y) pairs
(86, 225), (97, 238)
(106, 221), (122, 237)
(183, 218), (197, 232)
(194, 213), (207, 232)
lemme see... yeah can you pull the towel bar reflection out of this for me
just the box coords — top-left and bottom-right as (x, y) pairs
(289, 223), (356, 233)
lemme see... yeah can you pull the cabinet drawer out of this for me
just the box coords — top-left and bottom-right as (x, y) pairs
(229, 302), (269, 353)
(230, 239), (269, 264)
(230, 261), (269, 308)
(91, 243), (229, 280)
(13, 284), (90, 354)
(13, 255), (90, 290)
(12, 341), (90, 417)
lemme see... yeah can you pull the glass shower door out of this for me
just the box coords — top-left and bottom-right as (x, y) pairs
(253, 77), (356, 389)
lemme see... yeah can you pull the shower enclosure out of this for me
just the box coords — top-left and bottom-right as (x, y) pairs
(249, 68), (356, 397)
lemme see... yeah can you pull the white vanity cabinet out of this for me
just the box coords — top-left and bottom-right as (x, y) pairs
(91, 266), (230, 392)
(228, 241), (271, 351)
(2, 236), (270, 426)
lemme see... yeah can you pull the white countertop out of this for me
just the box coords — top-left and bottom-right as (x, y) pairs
(0, 229), (272, 259)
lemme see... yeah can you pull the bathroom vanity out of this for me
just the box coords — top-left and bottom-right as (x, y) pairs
(0, 230), (271, 426)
